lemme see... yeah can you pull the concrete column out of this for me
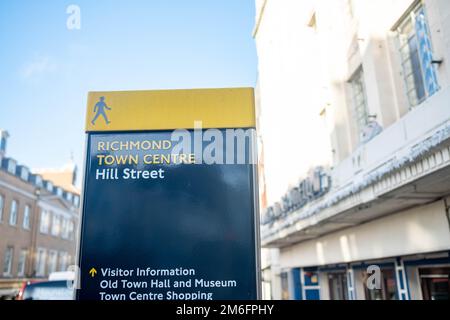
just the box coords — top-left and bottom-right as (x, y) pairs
(395, 258), (410, 300)
(347, 267), (356, 300)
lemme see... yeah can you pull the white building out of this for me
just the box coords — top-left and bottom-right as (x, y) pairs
(255, 0), (450, 300)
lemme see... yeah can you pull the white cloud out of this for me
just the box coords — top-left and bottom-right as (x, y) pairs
(20, 55), (57, 80)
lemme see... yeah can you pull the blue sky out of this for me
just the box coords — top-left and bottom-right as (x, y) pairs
(0, 0), (257, 185)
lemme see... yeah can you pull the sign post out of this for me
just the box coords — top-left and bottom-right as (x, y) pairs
(76, 88), (260, 300)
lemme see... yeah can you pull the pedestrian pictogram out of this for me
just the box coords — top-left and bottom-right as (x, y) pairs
(91, 96), (111, 125)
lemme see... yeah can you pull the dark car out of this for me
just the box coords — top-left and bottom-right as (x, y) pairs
(17, 280), (74, 300)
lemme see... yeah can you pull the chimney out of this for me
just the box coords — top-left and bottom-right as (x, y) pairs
(0, 130), (9, 159)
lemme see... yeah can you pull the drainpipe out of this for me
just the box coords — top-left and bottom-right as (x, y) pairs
(28, 188), (41, 278)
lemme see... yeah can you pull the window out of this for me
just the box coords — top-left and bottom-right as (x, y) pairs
(328, 272), (349, 300)
(59, 252), (68, 271)
(65, 192), (73, 202)
(3, 246), (14, 276)
(68, 220), (75, 240)
(9, 200), (18, 226)
(48, 250), (57, 274)
(51, 214), (61, 237)
(40, 210), (50, 234)
(74, 195), (80, 208)
(350, 67), (369, 139)
(18, 166), (29, 181)
(280, 272), (290, 300)
(0, 194), (4, 222)
(364, 268), (397, 300)
(397, 3), (439, 107)
(44, 181), (53, 192)
(61, 218), (69, 239)
(6, 159), (16, 174)
(35, 248), (46, 277)
(17, 249), (28, 277)
(419, 267), (450, 300)
(23, 205), (31, 230)
(55, 187), (63, 197)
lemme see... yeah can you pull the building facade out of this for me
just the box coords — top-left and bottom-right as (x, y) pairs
(255, 0), (450, 300)
(0, 130), (80, 298)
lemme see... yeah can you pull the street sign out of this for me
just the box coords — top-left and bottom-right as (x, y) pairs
(76, 88), (260, 300)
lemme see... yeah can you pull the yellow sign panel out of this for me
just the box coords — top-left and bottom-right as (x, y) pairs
(85, 87), (255, 132)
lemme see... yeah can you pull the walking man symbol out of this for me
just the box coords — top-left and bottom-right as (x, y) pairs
(91, 97), (111, 125)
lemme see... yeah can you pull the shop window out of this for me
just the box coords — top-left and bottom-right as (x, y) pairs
(328, 272), (349, 300)
(364, 268), (397, 300)
(419, 267), (450, 300)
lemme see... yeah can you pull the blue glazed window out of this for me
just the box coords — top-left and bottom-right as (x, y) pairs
(397, 3), (439, 108)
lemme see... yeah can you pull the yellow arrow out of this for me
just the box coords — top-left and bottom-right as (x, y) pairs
(89, 267), (97, 278)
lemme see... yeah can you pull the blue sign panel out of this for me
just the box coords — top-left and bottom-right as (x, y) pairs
(76, 130), (259, 300)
